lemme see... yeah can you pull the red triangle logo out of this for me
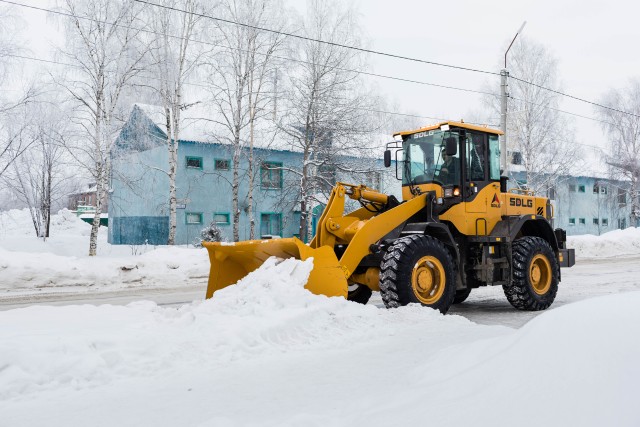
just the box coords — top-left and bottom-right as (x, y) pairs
(491, 193), (501, 208)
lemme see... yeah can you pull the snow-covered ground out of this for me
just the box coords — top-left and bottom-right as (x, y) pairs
(1, 209), (640, 426)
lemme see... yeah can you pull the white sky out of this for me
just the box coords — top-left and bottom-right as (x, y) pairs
(5, 0), (639, 175)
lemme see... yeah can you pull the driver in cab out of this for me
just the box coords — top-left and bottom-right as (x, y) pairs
(437, 140), (459, 185)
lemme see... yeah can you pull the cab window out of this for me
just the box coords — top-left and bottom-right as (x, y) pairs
(465, 132), (486, 181)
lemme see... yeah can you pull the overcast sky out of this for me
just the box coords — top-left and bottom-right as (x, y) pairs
(5, 0), (639, 175)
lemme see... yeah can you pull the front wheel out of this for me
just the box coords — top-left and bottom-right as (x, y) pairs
(380, 235), (456, 314)
(503, 236), (559, 311)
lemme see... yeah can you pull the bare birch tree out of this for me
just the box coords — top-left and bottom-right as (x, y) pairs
(204, 0), (286, 241)
(597, 79), (640, 228)
(144, 0), (209, 244)
(56, 0), (148, 255)
(278, 0), (378, 242)
(485, 37), (582, 194)
(0, 6), (39, 179)
(3, 103), (70, 238)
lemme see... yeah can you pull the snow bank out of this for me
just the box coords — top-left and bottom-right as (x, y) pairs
(0, 258), (485, 401)
(0, 245), (209, 294)
(0, 209), (208, 294)
(0, 258), (638, 426)
(568, 227), (640, 258)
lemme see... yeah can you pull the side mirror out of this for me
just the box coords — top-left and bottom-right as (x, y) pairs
(384, 150), (391, 168)
(445, 137), (457, 156)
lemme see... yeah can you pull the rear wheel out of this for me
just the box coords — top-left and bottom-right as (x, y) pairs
(347, 284), (372, 305)
(453, 288), (471, 304)
(380, 235), (456, 314)
(503, 236), (559, 311)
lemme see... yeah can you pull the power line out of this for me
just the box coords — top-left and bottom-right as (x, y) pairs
(509, 74), (640, 119)
(0, 0), (498, 98)
(5, 53), (478, 124)
(138, 0), (640, 121)
(133, 0), (500, 76)
(4, 0), (631, 127)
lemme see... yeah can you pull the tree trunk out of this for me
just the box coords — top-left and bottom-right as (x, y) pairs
(167, 105), (178, 245)
(248, 110), (255, 240)
(232, 136), (241, 242)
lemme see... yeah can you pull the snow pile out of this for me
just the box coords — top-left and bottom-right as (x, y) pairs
(0, 258), (638, 426)
(0, 208), (209, 294)
(0, 258), (489, 400)
(0, 245), (209, 294)
(568, 227), (640, 258)
(0, 208), (89, 237)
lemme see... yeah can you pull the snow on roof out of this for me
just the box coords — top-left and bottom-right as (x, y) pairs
(132, 103), (392, 159)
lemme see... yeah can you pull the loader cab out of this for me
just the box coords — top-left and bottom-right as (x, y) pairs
(391, 122), (502, 204)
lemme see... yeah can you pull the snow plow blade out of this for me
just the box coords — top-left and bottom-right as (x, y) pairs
(204, 237), (348, 299)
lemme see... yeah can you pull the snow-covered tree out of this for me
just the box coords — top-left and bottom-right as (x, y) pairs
(277, 0), (380, 242)
(56, 0), (149, 255)
(145, 0), (209, 245)
(486, 37), (582, 194)
(204, 0), (287, 241)
(3, 102), (71, 238)
(597, 79), (640, 228)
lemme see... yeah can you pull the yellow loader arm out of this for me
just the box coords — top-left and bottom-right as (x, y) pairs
(204, 183), (428, 299)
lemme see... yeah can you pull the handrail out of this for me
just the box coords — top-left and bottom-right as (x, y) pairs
(509, 188), (535, 196)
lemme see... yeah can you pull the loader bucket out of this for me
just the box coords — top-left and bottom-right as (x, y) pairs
(204, 237), (348, 299)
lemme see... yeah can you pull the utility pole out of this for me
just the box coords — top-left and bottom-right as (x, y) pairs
(500, 68), (509, 174)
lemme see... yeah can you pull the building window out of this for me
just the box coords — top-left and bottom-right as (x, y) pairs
(215, 159), (230, 171)
(185, 212), (203, 225)
(602, 218), (608, 227)
(213, 212), (230, 225)
(578, 185), (586, 193)
(593, 185), (599, 194)
(186, 156), (203, 169)
(569, 184), (576, 192)
(511, 151), (522, 165)
(260, 213), (282, 236)
(261, 162), (283, 189)
(619, 218), (626, 229)
(569, 218), (575, 226)
(593, 218), (599, 225)
(579, 218), (585, 225)
(618, 189), (627, 205)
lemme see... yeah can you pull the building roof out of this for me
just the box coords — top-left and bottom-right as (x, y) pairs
(393, 121), (504, 137)
(131, 103), (389, 159)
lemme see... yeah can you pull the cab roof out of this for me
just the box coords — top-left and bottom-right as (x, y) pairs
(393, 121), (504, 137)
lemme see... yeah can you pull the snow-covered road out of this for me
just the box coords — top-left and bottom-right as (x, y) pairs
(1, 257), (639, 427)
(3, 255), (640, 329)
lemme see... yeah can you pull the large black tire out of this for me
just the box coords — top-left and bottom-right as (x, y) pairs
(503, 236), (559, 311)
(347, 284), (372, 305)
(380, 235), (456, 314)
(453, 288), (471, 304)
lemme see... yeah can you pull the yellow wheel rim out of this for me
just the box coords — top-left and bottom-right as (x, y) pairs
(411, 256), (446, 305)
(530, 254), (552, 295)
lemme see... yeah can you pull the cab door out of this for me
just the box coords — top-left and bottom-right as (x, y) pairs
(464, 131), (489, 214)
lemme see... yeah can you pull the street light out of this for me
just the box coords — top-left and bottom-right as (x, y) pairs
(505, 21), (527, 68)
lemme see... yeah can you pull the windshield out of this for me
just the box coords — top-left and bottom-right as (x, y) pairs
(402, 130), (460, 186)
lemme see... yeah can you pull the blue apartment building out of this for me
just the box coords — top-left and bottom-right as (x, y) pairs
(108, 104), (394, 245)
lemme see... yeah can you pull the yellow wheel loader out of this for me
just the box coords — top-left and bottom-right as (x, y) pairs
(204, 121), (575, 313)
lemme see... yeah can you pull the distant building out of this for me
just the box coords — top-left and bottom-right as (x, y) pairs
(108, 104), (394, 245)
(508, 171), (635, 236)
(67, 183), (108, 212)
